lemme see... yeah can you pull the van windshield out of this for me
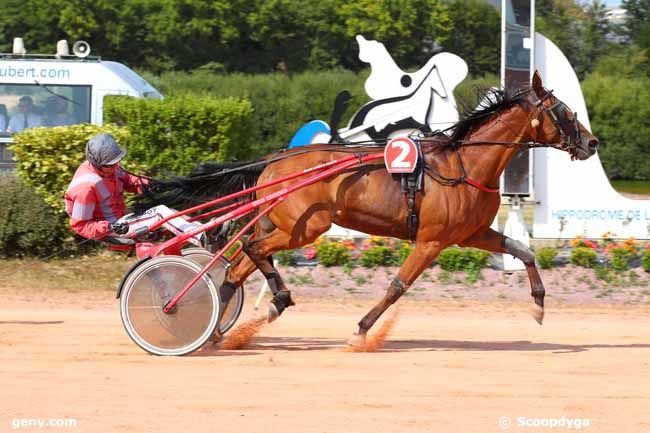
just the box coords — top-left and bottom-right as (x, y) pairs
(0, 83), (91, 137)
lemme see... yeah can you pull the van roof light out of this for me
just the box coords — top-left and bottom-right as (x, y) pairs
(12, 37), (26, 55)
(56, 40), (70, 58)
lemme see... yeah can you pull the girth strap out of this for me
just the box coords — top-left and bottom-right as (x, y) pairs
(406, 176), (419, 241)
(400, 139), (425, 241)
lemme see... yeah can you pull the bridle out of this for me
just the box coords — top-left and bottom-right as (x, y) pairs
(527, 87), (582, 158)
(447, 86), (583, 159)
(413, 86), (585, 192)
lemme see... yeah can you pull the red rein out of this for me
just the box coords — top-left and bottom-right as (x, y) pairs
(463, 177), (500, 193)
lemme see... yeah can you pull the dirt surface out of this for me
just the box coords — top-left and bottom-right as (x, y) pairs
(2, 287), (650, 433)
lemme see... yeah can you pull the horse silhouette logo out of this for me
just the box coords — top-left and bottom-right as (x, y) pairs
(289, 34), (469, 146)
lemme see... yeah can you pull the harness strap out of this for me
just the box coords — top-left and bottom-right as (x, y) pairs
(400, 139), (425, 241)
(406, 176), (419, 241)
(463, 177), (500, 193)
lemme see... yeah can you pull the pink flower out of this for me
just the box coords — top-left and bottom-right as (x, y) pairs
(303, 247), (317, 260)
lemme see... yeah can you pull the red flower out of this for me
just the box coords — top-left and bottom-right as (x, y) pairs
(303, 246), (317, 260)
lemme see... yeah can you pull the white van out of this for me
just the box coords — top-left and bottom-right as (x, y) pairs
(0, 39), (162, 170)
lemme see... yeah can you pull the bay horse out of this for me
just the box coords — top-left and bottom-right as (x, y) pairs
(136, 72), (598, 347)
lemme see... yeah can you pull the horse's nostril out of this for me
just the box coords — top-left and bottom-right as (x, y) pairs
(588, 139), (598, 149)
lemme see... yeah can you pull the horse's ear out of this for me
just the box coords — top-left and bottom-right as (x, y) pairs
(532, 70), (544, 97)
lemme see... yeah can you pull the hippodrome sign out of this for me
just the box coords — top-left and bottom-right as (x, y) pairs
(384, 137), (418, 173)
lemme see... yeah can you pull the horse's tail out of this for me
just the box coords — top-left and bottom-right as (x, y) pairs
(131, 159), (267, 214)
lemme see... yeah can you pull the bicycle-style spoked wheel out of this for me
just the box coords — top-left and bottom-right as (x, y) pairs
(181, 248), (244, 335)
(120, 256), (221, 356)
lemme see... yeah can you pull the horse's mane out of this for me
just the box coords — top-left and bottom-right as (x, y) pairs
(448, 86), (529, 144)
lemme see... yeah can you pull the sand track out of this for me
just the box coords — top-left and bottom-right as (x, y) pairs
(1, 291), (649, 433)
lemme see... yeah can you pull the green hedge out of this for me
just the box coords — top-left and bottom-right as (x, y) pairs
(10, 124), (131, 214)
(0, 175), (70, 257)
(146, 70), (367, 156)
(104, 95), (254, 176)
(582, 71), (650, 180)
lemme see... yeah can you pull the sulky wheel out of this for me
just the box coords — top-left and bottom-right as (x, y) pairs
(181, 248), (244, 335)
(120, 255), (220, 356)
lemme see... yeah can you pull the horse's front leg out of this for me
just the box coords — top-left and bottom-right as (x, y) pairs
(459, 228), (545, 324)
(350, 240), (443, 347)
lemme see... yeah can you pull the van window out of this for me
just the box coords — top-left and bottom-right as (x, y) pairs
(0, 84), (91, 137)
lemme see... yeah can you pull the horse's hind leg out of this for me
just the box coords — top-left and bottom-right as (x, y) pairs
(351, 240), (443, 347)
(242, 229), (295, 322)
(459, 228), (545, 324)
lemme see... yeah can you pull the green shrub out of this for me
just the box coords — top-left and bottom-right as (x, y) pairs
(275, 249), (294, 266)
(152, 70), (367, 156)
(437, 247), (489, 284)
(315, 239), (350, 267)
(359, 245), (399, 268)
(643, 250), (650, 272)
(0, 175), (71, 257)
(437, 247), (489, 272)
(609, 247), (635, 272)
(535, 247), (558, 269)
(10, 124), (131, 213)
(104, 95), (254, 176)
(570, 247), (598, 268)
(437, 248), (463, 271)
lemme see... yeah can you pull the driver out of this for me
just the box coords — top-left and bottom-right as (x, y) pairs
(64, 133), (205, 249)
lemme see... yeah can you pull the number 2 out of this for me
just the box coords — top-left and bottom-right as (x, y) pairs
(391, 141), (411, 168)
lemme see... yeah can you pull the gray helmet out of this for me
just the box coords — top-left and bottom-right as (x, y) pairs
(85, 133), (127, 168)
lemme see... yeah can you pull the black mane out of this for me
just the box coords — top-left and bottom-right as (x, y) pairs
(130, 159), (266, 214)
(448, 86), (529, 143)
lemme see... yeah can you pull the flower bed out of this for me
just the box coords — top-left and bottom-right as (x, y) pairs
(277, 235), (648, 269)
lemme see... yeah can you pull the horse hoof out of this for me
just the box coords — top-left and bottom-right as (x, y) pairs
(267, 303), (280, 323)
(347, 333), (366, 349)
(529, 304), (544, 325)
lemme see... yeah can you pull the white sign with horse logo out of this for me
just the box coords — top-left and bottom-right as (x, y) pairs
(289, 34), (469, 149)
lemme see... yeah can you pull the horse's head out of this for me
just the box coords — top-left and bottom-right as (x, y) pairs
(526, 71), (598, 160)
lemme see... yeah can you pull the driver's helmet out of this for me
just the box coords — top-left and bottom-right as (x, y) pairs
(85, 133), (127, 168)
